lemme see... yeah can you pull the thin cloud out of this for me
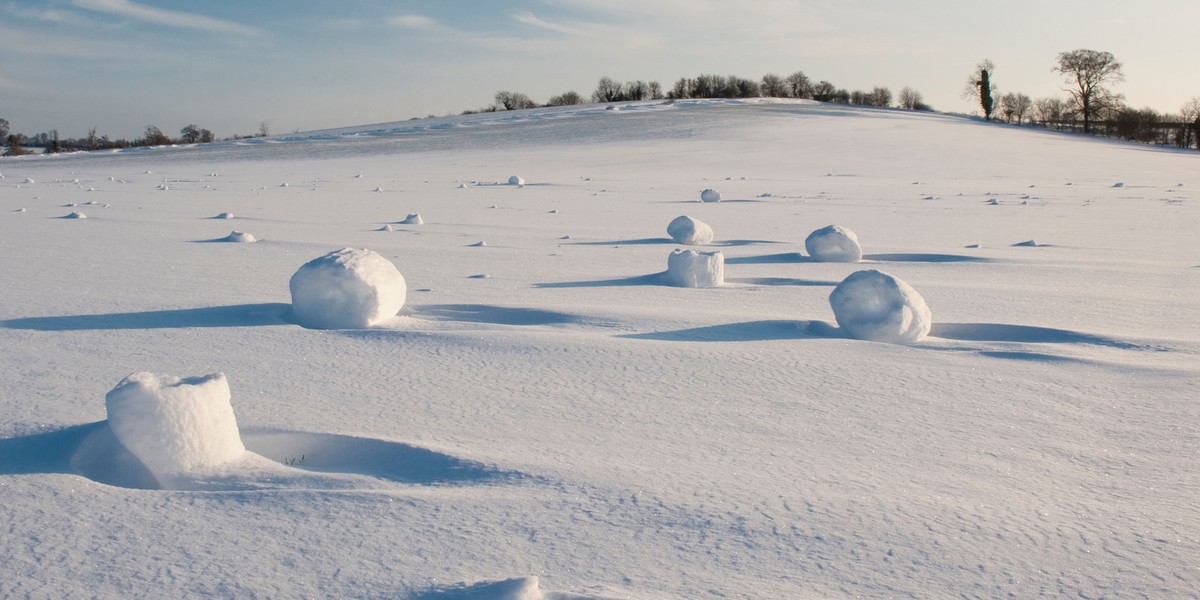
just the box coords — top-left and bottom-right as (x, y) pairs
(512, 11), (581, 36)
(71, 0), (263, 36)
(0, 74), (35, 92)
(387, 14), (437, 30)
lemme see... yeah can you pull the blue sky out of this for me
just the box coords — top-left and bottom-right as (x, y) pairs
(2, 0), (1197, 140)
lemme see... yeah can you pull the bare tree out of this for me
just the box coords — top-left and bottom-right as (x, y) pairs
(546, 91), (584, 106)
(761, 74), (787, 97)
(0, 117), (9, 140)
(999, 92), (1032, 124)
(141, 125), (172, 146)
(897, 87), (928, 110)
(4, 133), (28, 156)
(180, 124), (202, 144)
(1034, 97), (1071, 127)
(257, 121), (270, 137)
(965, 59), (996, 120)
(1053, 49), (1124, 134)
(869, 87), (893, 107)
(592, 76), (622, 103)
(649, 81), (664, 100)
(785, 71), (813, 98)
(1180, 97), (1200, 149)
(494, 90), (537, 110)
(811, 81), (837, 102)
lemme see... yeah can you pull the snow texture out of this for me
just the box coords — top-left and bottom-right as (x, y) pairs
(805, 224), (863, 262)
(666, 215), (714, 245)
(288, 248), (406, 329)
(104, 372), (245, 478)
(699, 188), (722, 202)
(829, 269), (932, 343)
(666, 248), (724, 287)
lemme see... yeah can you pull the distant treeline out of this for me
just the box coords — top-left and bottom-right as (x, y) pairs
(1, 120), (270, 157)
(4, 49), (1198, 156)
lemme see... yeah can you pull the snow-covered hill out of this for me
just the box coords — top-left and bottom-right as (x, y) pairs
(1, 100), (1197, 598)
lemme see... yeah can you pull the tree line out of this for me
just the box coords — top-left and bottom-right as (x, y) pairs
(1, 120), (271, 157)
(474, 71), (930, 117)
(4, 48), (1197, 156)
(966, 50), (1200, 149)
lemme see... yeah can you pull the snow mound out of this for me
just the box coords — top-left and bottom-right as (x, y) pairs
(222, 230), (256, 243)
(63, 211), (87, 219)
(666, 249), (724, 287)
(508, 175), (525, 186)
(666, 215), (714, 245)
(401, 213), (424, 225)
(216, 212), (234, 219)
(805, 224), (862, 262)
(829, 270), (931, 344)
(289, 248), (407, 329)
(379, 224), (394, 232)
(700, 188), (722, 203)
(104, 372), (245, 478)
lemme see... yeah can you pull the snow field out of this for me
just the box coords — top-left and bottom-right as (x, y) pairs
(0, 100), (1197, 599)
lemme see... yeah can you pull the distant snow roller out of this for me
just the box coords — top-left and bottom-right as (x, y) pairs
(667, 215), (714, 245)
(700, 188), (722, 203)
(289, 248), (407, 329)
(829, 270), (931, 344)
(666, 248), (724, 287)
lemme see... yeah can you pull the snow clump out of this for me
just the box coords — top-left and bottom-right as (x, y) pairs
(104, 372), (245, 478)
(222, 231), (256, 243)
(667, 215), (714, 245)
(666, 249), (724, 287)
(289, 248), (407, 329)
(700, 188), (722, 203)
(508, 175), (525, 186)
(805, 224), (863, 262)
(829, 270), (931, 344)
(216, 212), (234, 219)
(401, 213), (423, 225)
(64, 211), (87, 219)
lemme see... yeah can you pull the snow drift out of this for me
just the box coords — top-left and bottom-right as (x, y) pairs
(805, 225), (862, 262)
(289, 248), (407, 329)
(666, 249), (724, 287)
(104, 372), (245, 478)
(666, 215), (714, 245)
(828, 270), (931, 343)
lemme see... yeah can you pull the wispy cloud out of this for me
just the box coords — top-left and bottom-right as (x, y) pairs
(512, 11), (581, 36)
(71, 0), (263, 36)
(0, 73), (35, 92)
(387, 14), (437, 30)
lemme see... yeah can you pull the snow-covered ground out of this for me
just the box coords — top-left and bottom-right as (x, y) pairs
(1, 99), (1197, 598)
